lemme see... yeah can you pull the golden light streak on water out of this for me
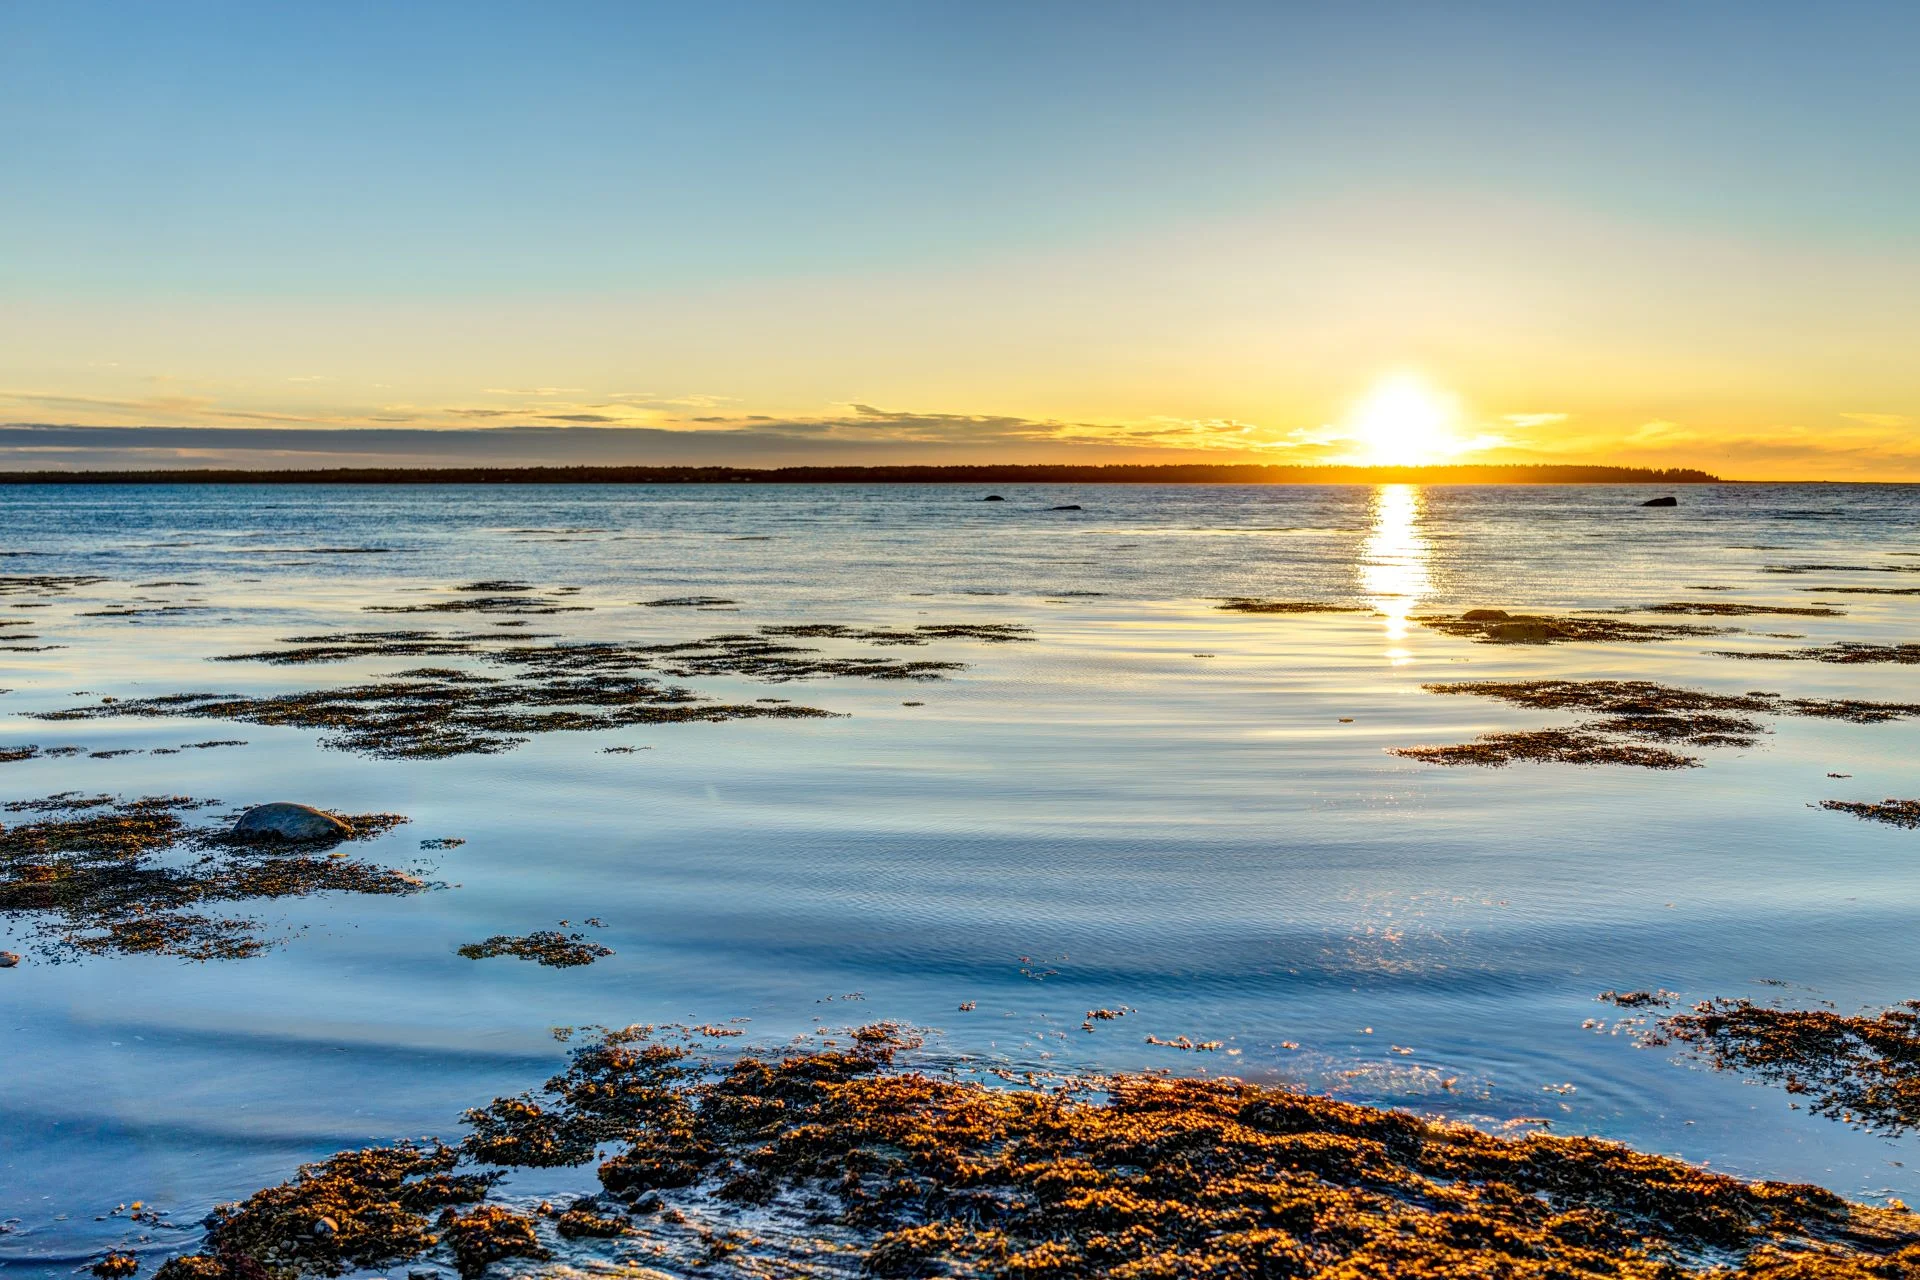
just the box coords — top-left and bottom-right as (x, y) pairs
(1360, 484), (1431, 661)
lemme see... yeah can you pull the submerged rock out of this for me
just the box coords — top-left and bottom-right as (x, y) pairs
(980, 494), (1005, 502)
(1641, 494), (1679, 507)
(1484, 618), (1569, 643)
(233, 803), (354, 843)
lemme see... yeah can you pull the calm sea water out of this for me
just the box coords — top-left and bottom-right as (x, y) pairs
(5, 482), (1920, 1272)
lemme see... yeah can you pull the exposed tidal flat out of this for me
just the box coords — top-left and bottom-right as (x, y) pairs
(7, 482), (1920, 1275)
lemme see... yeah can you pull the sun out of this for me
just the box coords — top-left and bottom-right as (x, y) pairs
(1347, 374), (1459, 466)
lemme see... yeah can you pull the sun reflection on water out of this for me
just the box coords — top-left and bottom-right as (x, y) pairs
(1360, 484), (1431, 660)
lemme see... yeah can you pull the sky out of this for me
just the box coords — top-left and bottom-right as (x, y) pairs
(1, 1), (1915, 477)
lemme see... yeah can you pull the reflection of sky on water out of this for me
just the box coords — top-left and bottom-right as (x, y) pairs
(1360, 484), (1431, 659)
(8, 482), (1920, 1267)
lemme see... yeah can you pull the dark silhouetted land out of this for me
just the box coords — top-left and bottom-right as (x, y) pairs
(0, 463), (1717, 485)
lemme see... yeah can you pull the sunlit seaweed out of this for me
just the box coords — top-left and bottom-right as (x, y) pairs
(1396, 730), (1701, 769)
(1762, 564), (1920, 575)
(1662, 999), (1920, 1135)
(1416, 609), (1723, 644)
(0, 796), (422, 960)
(155, 1025), (1920, 1279)
(1216, 598), (1370, 614)
(1717, 642), (1920, 664)
(1634, 601), (1845, 617)
(153, 1142), (496, 1280)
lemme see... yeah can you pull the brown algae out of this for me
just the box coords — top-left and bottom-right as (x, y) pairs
(1215, 599), (1371, 614)
(457, 931), (613, 967)
(1662, 999), (1920, 1135)
(1397, 679), (1920, 769)
(1717, 643), (1920, 665)
(154, 1025), (1920, 1279)
(36, 620), (1032, 758)
(0, 796), (422, 960)
(1821, 799), (1920, 829)
(1415, 609), (1723, 644)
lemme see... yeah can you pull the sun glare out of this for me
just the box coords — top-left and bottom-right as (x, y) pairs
(1348, 374), (1458, 466)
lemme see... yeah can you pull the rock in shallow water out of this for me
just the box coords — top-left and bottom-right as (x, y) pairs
(0, 951), (19, 968)
(233, 802), (354, 842)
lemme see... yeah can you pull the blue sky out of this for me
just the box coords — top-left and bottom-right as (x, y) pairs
(2, 2), (1916, 474)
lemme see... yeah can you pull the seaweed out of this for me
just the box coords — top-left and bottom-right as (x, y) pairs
(155, 1142), (493, 1280)
(38, 671), (836, 760)
(441, 1206), (547, 1278)
(0, 574), (107, 597)
(0, 796), (424, 961)
(145, 1019), (1920, 1278)
(1763, 564), (1920, 575)
(1821, 799), (1920, 829)
(1635, 601), (1845, 617)
(1662, 999), (1920, 1134)
(366, 593), (589, 616)
(101, 619), (1031, 757)
(1216, 598), (1369, 614)
(1396, 730), (1701, 769)
(1416, 609), (1723, 644)
(1397, 680), (1920, 769)
(457, 931), (612, 967)
(1717, 643), (1920, 665)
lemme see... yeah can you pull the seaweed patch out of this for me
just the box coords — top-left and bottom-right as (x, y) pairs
(1416, 609), (1723, 644)
(1215, 598), (1370, 614)
(1717, 642), (1920, 665)
(0, 795), (423, 961)
(38, 619), (1032, 757)
(1820, 799), (1920, 829)
(151, 1024), (1920, 1279)
(458, 930), (612, 968)
(1661, 998), (1920, 1135)
(1633, 601), (1845, 617)
(1397, 679), (1920, 768)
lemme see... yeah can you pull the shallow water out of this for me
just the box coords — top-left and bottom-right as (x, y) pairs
(5, 481), (1920, 1272)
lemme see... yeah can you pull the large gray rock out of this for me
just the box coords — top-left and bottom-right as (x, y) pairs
(234, 802), (353, 843)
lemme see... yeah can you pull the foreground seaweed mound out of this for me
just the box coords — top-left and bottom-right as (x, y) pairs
(0, 795), (420, 960)
(1397, 679), (1920, 768)
(154, 1142), (502, 1280)
(1663, 999), (1920, 1136)
(359, 1026), (1920, 1278)
(146, 1026), (1920, 1278)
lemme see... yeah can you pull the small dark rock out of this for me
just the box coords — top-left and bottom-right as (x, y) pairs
(1049, 504), (1083, 511)
(1641, 495), (1678, 507)
(233, 803), (354, 843)
(0, 951), (19, 968)
(981, 495), (1005, 502)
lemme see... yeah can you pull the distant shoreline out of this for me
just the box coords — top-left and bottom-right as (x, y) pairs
(0, 463), (1718, 485)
